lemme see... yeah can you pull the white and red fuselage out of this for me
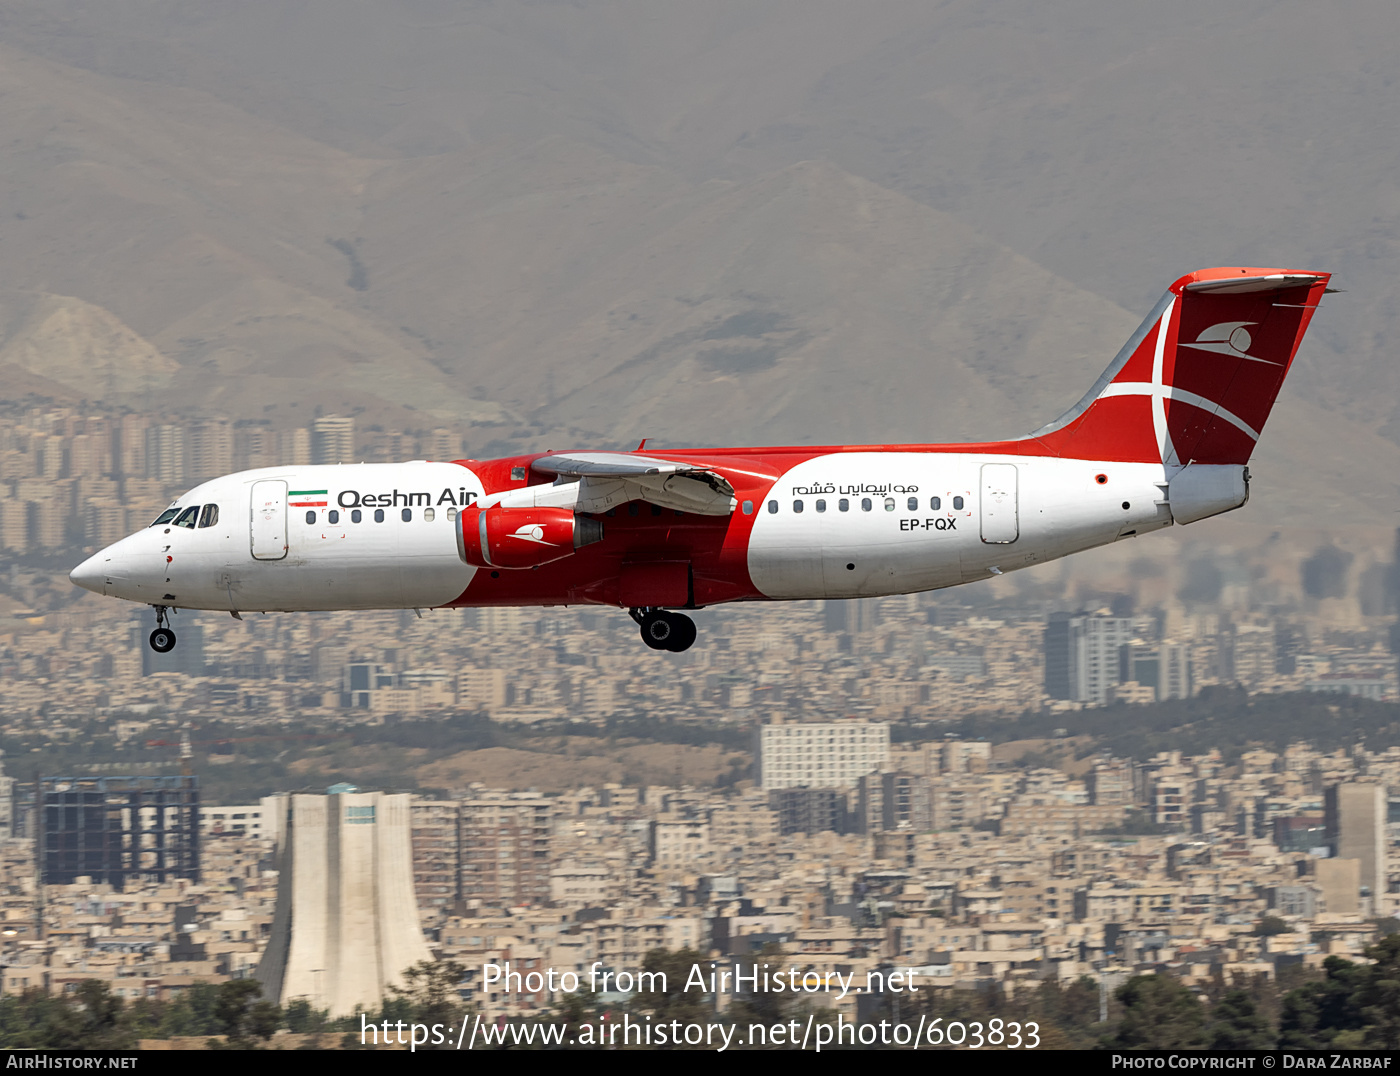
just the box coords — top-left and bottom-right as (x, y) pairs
(70, 267), (1331, 649)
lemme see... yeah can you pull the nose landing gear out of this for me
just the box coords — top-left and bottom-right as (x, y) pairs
(149, 605), (177, 653)
(629, 607), (697, 652)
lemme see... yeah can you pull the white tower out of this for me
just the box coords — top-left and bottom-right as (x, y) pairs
(255, 790), (432, 1016)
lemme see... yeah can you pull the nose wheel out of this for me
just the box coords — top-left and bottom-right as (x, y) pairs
(149, 606), (177, 653)
(630, 608), (697, 652)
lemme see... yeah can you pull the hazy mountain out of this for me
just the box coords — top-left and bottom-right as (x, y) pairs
(0, 2), (1394, 527)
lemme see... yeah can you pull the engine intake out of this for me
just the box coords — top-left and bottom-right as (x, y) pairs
(458, 505), (604, 569)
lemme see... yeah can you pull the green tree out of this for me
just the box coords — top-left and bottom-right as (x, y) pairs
(1279, 956), (1368, 1049)
(1208, 990), (1275, 1049)
(71, 981), (132, 1050)
(631, 948), (711, 1025)
(1108, 975), (1206, 1049)
(209, 979), (281, 1048)
(1357, 933), (1400, 1049)
(284, 997), (330, 1035)
(1026, 975), (1103, 1049)
(1253, 916), (1289, 937)
(159, 981), (224, 1037)
(379, 960), (469, 1050)
(0, 989), (81, 1048)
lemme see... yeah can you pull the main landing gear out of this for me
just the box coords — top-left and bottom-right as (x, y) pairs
(149, 605), (177, 653)
(629, 607), (697, 652)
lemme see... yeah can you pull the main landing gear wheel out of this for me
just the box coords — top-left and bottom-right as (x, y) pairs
(636, 610), (697, 653)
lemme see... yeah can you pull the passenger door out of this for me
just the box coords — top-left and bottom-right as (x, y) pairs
(250, 480), (289, 560)
(980, 463), (1019, 544)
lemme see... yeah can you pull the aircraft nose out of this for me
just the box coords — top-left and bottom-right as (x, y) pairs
(70, 552), (107, 595)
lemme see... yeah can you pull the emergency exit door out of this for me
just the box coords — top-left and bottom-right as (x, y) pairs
(250, 480), (288, 560)
(980, 464), (1018, 544)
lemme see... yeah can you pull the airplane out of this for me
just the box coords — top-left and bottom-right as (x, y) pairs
(70, 266), (1330, 654)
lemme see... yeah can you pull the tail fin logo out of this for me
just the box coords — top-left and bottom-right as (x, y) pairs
(1182, 322), (1280, 365)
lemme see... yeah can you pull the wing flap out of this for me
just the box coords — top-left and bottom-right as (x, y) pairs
(530, 453), (736, 516)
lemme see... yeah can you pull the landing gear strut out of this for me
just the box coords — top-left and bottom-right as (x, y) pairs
(629, 607), (697, 652)
(149, 605), (177, 653)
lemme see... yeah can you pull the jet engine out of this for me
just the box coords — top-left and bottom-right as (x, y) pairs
(458, 505), (604, 569)
(1167, 464), (1249, 525)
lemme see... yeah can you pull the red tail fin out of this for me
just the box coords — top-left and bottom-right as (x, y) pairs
(1030, 267), (1331, 465)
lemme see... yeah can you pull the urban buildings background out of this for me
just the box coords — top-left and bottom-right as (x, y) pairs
(1, 405), (1399, 1025)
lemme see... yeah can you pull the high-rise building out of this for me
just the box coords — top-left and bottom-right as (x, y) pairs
(39, 776), (200, 889)
(117, 414), (149, 476)
(0, 502), (30, 553)
(769, 788), (848, 836)
(755, 722), (890, 791)
(1232, 624), (1276, 686)
(0, 756), (15, 841)
(854, 773), (884, 834)
(425, 428), (460, 461)
(1044, 613), (1138, 705)
(1326, 783), (1386, 913)
(187, 419), (233, 480)
(144, 425), (185, 483)
(311, 415), (355, 466)
(1159, 642), (1192, 700)
(278, 428), (312, 466)
(881, 772), (933, 832)
(255, 790), (432, 1017)
(233, 426), (275, 471)
(458, 794), (552, 905)
(410, 800), (461, 912)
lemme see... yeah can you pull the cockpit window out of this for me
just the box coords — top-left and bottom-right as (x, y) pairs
(172, 507), (199, 529)
(198, 504), (220, 528)
(151, 509), (179, 527)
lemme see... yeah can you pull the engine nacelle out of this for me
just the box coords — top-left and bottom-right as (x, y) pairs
(458, 505), (604, 569)
(1168, 464), (1250, 525)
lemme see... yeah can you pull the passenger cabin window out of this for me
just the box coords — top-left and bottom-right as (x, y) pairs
(305, 510), (316, 524)
(907, 497), (918, 512)
(173, 507), (199, 529)
(953, 496), (964, 510)
(328, 510), (339, 524)
(815, 499), (827, 513)
(198, 504), (219, 528)
(351, 509), (362, 523)
(447, 507), (457, 522)
(931, 496), (941, 510)
(424, 507), (435, 522)
(374, 509), (385, 523)
(401, 508), (413, 522)
(767, 500), (778, 514)
(861, 498), (872, 512)
(741, 500), (753, 515)
(793, 500), (804, 513)
(884, 498), (895, 512)
(839, 498), (849, 512)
